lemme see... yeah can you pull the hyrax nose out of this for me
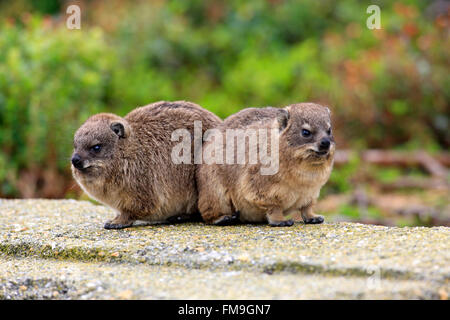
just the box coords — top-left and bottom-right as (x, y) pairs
(319, 138), (331, 150)
(71, 154), (83, 169)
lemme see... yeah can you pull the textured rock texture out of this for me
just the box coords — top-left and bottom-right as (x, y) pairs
(0, 199), (448, 299)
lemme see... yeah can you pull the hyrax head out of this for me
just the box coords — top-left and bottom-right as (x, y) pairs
(71, 113), (131, 177)
(279, 103), (335, 163)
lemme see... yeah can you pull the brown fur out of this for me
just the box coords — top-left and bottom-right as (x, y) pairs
(72, 101), (221, 229)
(197, 102), (335, 226)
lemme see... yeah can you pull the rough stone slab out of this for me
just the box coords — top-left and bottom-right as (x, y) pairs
(0, 199), (449, 299)
(0, 256), (444, 299)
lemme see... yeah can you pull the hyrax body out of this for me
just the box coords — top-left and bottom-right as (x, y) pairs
(197, 103), (335, 227)
(72, 101), (221, 229)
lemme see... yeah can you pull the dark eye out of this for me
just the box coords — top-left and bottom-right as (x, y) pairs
(90, 144), (102, 153)
(327, 128), (332, 135)
(302, 129), (311, 137)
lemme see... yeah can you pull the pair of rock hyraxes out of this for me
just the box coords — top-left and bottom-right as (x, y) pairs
(71, 101), (335, 229)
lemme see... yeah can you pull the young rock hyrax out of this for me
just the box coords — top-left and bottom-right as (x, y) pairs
(71, 101), (221, 229)
(197, 102), (335, 227)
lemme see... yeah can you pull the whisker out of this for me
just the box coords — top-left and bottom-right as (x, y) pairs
(68, 183), (78, 191)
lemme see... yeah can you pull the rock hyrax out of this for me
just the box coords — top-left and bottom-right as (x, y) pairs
(197, 102), (335, 227)
(72, 101), (221, 229)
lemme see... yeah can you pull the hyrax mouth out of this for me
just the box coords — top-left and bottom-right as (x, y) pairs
(71, 154), (95, 173)
(302, 148), (332, 163)
(75, 166), (91, 172)
(72, 165), (91, 175)
(315, 150), (329, 156)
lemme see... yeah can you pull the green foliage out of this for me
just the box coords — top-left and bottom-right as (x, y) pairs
(372, 167), (403, 184)
(338, 204), (360, 219)
(103, 0), (448, 148)
(325, 152), (360, 195)
(0, 0), (448, 198)
(336, 204), (382, 220)
(0, 17), (114, 195)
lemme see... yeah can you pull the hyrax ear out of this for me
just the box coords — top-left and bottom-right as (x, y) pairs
(277, 109), (290, 132)
(110, 121), (130, 139)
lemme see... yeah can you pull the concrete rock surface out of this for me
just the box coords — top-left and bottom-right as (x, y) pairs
(0, 199), (449, 299)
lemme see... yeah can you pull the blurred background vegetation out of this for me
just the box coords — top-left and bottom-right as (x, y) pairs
(0, 0), (448, 226)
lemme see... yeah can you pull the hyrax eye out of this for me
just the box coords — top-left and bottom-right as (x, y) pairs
(90, 144), (102, 153)
(302, 129), (311, 137)
(327, 128), (332, 135)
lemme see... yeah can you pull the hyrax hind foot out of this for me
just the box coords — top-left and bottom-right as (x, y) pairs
(104, 214), (134, 229)
(213, 211), (241, 226)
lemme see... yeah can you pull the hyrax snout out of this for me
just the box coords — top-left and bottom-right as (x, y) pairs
(72, 101), (221, 229)
(197, 102), (335, 227)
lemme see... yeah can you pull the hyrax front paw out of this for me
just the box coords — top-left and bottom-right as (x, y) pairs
(303, 215), (324, 224)
(213, 211), (240, 226)
(104, 221), (134, 229)
(104, 215), (134, 229)
(269, 219), (294, 227)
